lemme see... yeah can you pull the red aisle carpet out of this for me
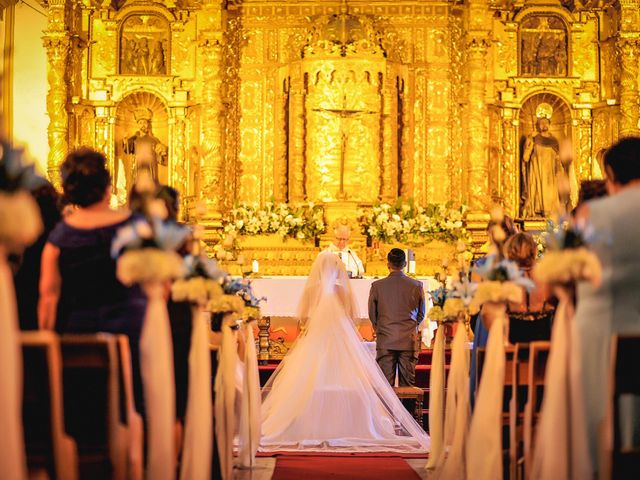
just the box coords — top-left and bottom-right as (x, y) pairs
(271, 455), (421, 480)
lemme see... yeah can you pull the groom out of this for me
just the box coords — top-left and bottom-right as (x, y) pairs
(368, 249), (425, 387)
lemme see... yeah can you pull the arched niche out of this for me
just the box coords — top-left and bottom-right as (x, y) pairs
(518, 92), (574, 218)
(114, 92), (169, 201)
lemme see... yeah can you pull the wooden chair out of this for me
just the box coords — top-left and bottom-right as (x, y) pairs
(523, 341), (550, 480)
(21, 331), (78, 480)
(508, 343), (531, 480)
(115, 336), (144, 480)
(60, 334), (128, 480)
(603, 335), (640, 480)
(394, 386), (424, 428)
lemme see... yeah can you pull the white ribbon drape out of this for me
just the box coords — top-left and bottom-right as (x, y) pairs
(531, 293), (592, 480)
(214, 314), (238, 480)
(140, 282), (176, 480)
(0, 253), (27, 480)
(179, 307), (213, 480)
(466, 303), (507, 480)
(237, 321), (261, 468)
(426, 324), (445, 470)
(436, 323), (470, 479)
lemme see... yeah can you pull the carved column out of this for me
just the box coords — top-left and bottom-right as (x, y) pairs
(288, 67), (306, 202)
(501, 110), (518, 216)
(172, 112), (188, 202)
(577, 110), (593, 182)
(43, 20), (71, 186)
(380, 72), (397, 202)
(616, 38), (640, 136)
(198, 28), (224, 218)
(465, 37), (490, 211)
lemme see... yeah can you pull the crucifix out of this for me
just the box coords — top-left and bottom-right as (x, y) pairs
(312, 93), (376, 200)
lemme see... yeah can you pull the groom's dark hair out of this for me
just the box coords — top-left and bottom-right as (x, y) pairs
(387, 248), (406, 269)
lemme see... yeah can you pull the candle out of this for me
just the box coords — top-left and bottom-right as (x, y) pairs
(408, 260), (416, 274)
(252, 259), (259, 273)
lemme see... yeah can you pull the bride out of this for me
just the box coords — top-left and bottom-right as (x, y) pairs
(259, 252), (430, 453)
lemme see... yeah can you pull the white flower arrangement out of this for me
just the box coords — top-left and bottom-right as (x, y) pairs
(0, 191), (43, 248)
(534, 249), (601, 286)
(0, 143), (45, 249)
(208, 294), (246, 315)
(469, 281), (524, 314)
(358, 200), (468, 245)
(532, 218), (602, 287)
(116, 247), (185, 286)
(171, 277), (224, 305)
(222, 201), (326, 241)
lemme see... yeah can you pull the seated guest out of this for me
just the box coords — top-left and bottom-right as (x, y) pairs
(575, 136), (640, 468)
(502, 232), (555, 343)
(38, 148), (146, 411)
(324, 223), (365, 278)
(12, 181), (61, 330)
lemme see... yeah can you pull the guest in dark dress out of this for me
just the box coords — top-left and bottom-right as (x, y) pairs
(38, 148), (146, 411)
(12, 181), (61, 330)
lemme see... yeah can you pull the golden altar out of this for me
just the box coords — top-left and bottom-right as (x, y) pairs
(40, 0), (639, 262)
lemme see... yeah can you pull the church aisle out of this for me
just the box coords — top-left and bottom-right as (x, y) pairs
(235, 457), (429, 480)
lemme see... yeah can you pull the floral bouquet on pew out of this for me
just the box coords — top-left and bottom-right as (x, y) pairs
(110, 171), (190, 480)
(0, 142), (45, 250)
(532, 217), (602, 295)
(0, 140), (46, 478)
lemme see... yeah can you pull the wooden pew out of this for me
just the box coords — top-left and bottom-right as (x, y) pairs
(523, 341), (550, 480)
(21, 331), (78, 480)
(603, 335), (640, 480)
(115, 336), (143, 480)
(60, 334), (128, 480)
(509, 343), (531, 480)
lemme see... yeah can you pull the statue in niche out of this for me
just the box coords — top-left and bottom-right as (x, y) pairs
(521, 106), (572, 217)
(520, 16), (568, 77)
(122, 107), (168, 181)
(120, 15), (168, 75)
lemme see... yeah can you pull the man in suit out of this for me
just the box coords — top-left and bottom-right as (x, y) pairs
(368, 248), (425, 387)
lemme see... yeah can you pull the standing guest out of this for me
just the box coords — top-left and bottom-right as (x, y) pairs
(12, 181), (61, 330)
(573, 179), (607, 213)
(38, 148), (146, 411)
(325, 223), (365, 278)
(575, 136), (640, 470)
(368, 248), (425, 387)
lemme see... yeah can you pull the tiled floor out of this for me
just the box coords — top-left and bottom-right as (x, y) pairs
(233, 457), (430, 479)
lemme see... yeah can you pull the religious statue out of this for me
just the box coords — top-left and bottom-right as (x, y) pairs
(122, 107), (168, 182)
(521, 116), (562, 217)
(520, 16), (568, 77)
(119, 15), (168, 76)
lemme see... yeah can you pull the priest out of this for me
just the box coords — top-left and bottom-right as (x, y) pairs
(325, 224), (365, 278)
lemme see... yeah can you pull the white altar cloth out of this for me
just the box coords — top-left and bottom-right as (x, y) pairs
(251, 276), (439, 320)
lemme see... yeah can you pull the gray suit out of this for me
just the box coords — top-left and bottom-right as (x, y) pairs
(368, 271), (425, 386)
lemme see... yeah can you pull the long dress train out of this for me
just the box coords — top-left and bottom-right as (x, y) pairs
(259, 252), (429, 453)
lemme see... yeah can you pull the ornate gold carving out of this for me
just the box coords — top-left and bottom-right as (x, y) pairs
(466, 36), (490, 211)
(616, 37), (640, 136)
(120, 14), (170, 76)
(44, 33), (71, 186)
(520, 15), (568, 77)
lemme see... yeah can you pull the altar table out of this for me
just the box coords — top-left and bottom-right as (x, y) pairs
(250, 276), (440, 356)
(251, 276), (440, 320)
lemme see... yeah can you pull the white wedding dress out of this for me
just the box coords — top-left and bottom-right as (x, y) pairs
(259, 252), (430, 453)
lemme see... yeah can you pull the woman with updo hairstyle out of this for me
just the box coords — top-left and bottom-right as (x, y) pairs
(502, 232), (555, 343)
(39, 148), (147, 411)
